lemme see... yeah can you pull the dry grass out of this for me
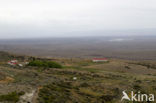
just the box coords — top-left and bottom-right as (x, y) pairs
(79, 88), (103, 97)
(0, 77), (14, 83)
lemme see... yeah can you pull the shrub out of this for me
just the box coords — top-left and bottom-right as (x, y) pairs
(125, 66), (131, 69)
(28, 60), (62, 68)
(0, 91), (25, 103)
(133, 84), (141, 91)
(100, 95), (115, 102)
(38, 82), (70, 103)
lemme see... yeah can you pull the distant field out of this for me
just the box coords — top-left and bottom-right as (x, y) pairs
(0, 36), (156, 60)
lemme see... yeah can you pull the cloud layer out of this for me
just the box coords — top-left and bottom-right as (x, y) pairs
(0, 0), (156, 38)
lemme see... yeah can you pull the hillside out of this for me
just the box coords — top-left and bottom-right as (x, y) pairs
(0, 51), (156, 103)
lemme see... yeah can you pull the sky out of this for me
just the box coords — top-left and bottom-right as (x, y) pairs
(0, 0), (156, 38)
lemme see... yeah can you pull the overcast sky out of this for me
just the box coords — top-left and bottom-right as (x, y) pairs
(0, 0), (156, 38)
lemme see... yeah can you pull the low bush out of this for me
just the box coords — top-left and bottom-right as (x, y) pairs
(125, 66), (131, 69)
(38, 82), (70, 103)
(28, 60), (62, 68)
(133, 84), (141, 91)
(0, 91), (25, 103)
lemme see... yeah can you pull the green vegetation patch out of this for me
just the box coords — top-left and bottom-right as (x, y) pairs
(28, 60), (62, 68)
(0, 91), (25, 103)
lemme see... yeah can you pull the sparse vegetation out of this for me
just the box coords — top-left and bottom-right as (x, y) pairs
(38, 82), (71, 103)
(0, 51), (156, 102)
(38, 81), (117, 103)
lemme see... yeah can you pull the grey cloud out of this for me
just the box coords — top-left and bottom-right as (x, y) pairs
(0, 0), (156, 38)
